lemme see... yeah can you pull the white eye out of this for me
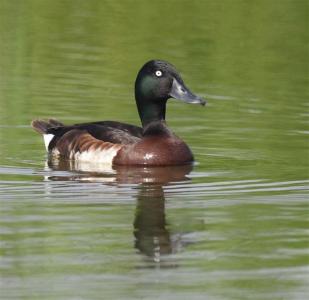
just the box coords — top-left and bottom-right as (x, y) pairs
(155, 70), (162, 77)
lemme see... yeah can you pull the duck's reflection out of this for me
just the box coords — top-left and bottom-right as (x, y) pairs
(134, 184), (171, 259)
(46, 158), (192, 260)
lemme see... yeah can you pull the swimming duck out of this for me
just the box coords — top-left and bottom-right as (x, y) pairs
(32, 60), (205, 166)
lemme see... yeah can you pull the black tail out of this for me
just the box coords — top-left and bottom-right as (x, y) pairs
(31, 119), (64, 134)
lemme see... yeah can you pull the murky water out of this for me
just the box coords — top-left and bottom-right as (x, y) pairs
(0, 1), (308, 299)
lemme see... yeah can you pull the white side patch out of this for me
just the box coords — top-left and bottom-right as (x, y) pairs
(73, 146), (120, 164)
(43, 134), (54, 151)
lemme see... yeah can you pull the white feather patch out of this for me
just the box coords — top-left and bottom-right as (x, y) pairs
(72, 145), (120, 164)
(43, 134), (54, 151)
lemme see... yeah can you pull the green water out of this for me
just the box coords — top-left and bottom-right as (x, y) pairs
(0, 0), (308, 299)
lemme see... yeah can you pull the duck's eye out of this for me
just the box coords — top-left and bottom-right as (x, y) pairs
(155, 70), (162, 77)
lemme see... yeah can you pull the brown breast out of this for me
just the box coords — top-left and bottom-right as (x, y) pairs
(113, 136), (194, 166)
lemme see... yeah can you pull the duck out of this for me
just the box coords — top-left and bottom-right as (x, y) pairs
(31, 60), (206, 166)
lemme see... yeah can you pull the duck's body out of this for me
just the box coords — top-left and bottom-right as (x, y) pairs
(32, 60), (205, 166)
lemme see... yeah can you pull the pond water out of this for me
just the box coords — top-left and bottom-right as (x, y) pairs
(0, 1), (308, 299)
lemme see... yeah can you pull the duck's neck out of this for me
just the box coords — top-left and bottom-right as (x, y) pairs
(135, 94), (167, 128)
(142, 120), (172, 136)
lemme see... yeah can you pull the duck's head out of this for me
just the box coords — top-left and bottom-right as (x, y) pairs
(135, 60), (206, 127)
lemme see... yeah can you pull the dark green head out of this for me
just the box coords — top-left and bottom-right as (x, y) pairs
(135, 60), (206, 127)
